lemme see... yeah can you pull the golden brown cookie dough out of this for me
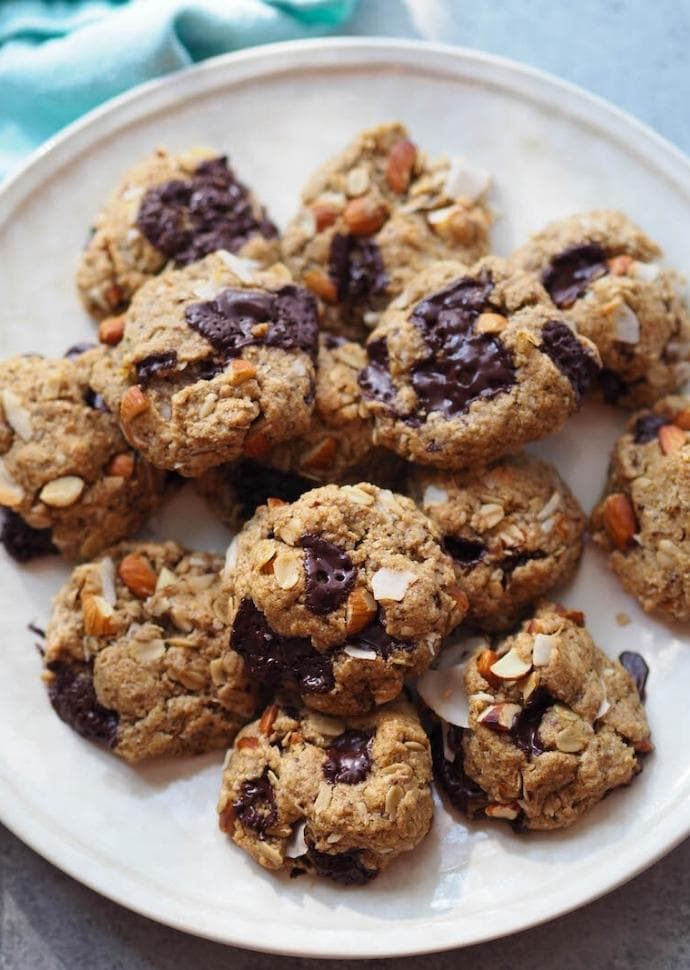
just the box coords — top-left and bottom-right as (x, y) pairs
(591, 395), (690, 621)
(409, 454), (585, 631)
(358, 257), (601, 469)
(44, 541), (258, 762)
(0, 350), (165, 560)
(281, 122), (492, 339)
(76, 147), (279, 319)
(91, 253), (320, 478)
(225, 483), (466, 715)
(511, 210), (690, 407)
(217, 696), (433, 883)
(432, 602), (651, 830)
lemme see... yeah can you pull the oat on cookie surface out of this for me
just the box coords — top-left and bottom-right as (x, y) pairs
(511, 210), (690, 407)
(44, 541), (258, 762)
(591, 395), (690, 621)
(409, 453), (585, 631)
(217, 696), (433, 883)
(76, 148), (279, 319)
(90, 253), (320, 478)
(0, 349), (165, 561)
(281, 122), (492, 340)
(358, 256), (600, 469)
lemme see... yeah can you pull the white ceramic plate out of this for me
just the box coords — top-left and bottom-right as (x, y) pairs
(0, 39), (688, 959)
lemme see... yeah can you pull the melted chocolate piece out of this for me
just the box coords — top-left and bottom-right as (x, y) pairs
(83, 388), (110, 412)
(599, 367), (628, 404)
(357, 337), (397, 406)
(542, 243), (609, 308)
(619, 651), (649, 701)
(500, 549), (547, 587)
(633, 413), (669, 444)
(1, 510), (57, 562)
(231, 599), (334, 695)
(185, 285), (319, 359)
(540, 320), (599, 403)
(302, 842), (377, 885)
(135, 350), (178, 386)
(64, 342), (97, 360)
(300, 534), (356, 615)
(232, 769), (277, 837)
(344, 615), (413, 660)
(431, 722), (488, 816)
(46, 660), (118, 747)
(511, 687), (555, 756)
(230, 460), (312, 520)
(322, 730), (373, 785)
(443, 535), (486, 567)
(328, 233), (388, 304)
(136, 156), (277, 266)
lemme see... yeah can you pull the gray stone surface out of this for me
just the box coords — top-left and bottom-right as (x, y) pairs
(2, 1), (689, 966)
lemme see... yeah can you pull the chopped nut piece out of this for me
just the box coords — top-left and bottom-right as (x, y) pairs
(228, 359), (257, 385)
(105, 452), (135, 479)
(242, 429), (270, 459)
(343, 196), (389, 236)
(259, 704), (279, 736)
(476, 649), (500, 687)
(0, 461), (25, 507)
(82, 594), (118, 636)
(39, 476), (85, 508)
(477, 702), (522, 732)
(345, 587), (377, 635)
(385, 139), (417, 194)
(303, 269), (338, 303)
(658, 423), (686, 454)
(485, 802), (519, 821)
(118, 553), (157, 598)
(490, 647), (531, 680)
(98, 314), (125, 345)
(673, 409), (690, 430)
(273, 552), (301, 590)
(602, 493), (637, 549)
(1, 388), (33, 441)
(311, 203), (340, 231)
(119, 385), (149, 424)
(236, 737), (259, 751)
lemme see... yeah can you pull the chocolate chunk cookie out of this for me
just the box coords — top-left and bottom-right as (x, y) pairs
(432, 602), (651, 830)
(358, 257), (600, 469)
(76, 148), (279, 319)
(217, 697), (433, 882)
(282, 122), (492, 339)
(511, 210), (690, 406)
(44, 541), (258, 761)
(409, 454), (585, 631)
(0, 351), (165, 560)
(90, 253), (319, 477)
(225, 483), (466, 715)
(591, 395), (690, 621)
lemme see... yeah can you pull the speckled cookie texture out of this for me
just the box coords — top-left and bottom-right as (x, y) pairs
(90, 252), (320, 478)
(225, 482), (466, 715)
(44, 541), (258, 762)
(76, 148), (279, 319)
(433, 602), (651, 830)
(409, 453), (585, 631)
(281, 122), (492, 339)
(217, 696), (433, 883)
(358, 256), (601, 469)
(0, 350), (165, 560)
(511, 210), (690, 407)
(591, 395), (690, 621)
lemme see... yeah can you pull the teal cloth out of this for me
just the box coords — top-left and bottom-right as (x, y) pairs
(0, 0), (358, 179)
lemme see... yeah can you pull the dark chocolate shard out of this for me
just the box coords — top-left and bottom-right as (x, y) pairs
(540, 320), (600, 403)
(230, 460), (312, 520)
(1, 510), (57, 562)
(511, 686), (555, 756)
(357, 336), (397, 406)
(599, 367), (628, 404)
(430, 721), (488, 816)
(233, 769), (277, 838)
(633, 413), (669, 444)
(46, 660), (118, 748)
(135, 350), (178, 386)
(542, 243), (608, 308)
(322, 730), (373, 785)
(344, 614), (413, 660)
(328, 233), (388, 303)
(300, 534), (356, 615)
(301, 841), (378, 885)
(619, 651), (649, 701)
(443, 535), (486, 567)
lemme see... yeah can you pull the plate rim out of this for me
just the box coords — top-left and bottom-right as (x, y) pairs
(1, 36), (689, 958)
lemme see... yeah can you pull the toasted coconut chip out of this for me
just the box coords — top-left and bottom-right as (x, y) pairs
(417, 663), (469, 728)
(285, 819), (308, 859)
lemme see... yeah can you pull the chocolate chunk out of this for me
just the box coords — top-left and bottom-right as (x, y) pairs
(185, 285), (319, 359)
(511, 686), (555, 756)
(1, 510), (57, 562)
(136, 155), (277, 266)
(344, 615), (413, 660)
(232, 769), (277, 837)
(443, 535), (486, 567)
(83, 388), (110, 412)
(322, 730), (373, 785)
(500, 549), (547, 587)
(230, 460), (312, 520)
(135, 350), (178, 386)
(328, 233), (388, 303)
(46, 660), (118, 747)
(599, 367), (628, 404)
(409, 274), (516, 418)
(619, 651), (649, 701)
(430, 722), (488, 816)
(358, 337), (397, 406)
(302, 841), (377, 885)
(540, 320), (599, 403)
(64, 342), (97, 360)
(542, 243), (608, 308)
(231, 598), (334, 695)
(633, 413), (669, 444)
(300, 534), (356, 615)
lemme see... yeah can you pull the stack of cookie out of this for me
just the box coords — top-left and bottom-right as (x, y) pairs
(2, 123), (688, 886)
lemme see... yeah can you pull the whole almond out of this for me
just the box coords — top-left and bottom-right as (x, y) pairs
(385, 139), (417, 194)
(345, 587), (377, 635)
(82, 594), (118, 636)
(259, 704), (279, 736)
(303, 269), (338, 303)
(118, 552), (157, 598)
(343, 196), (389, 236)
(476, 649), (500, 687)
(106, 452), (135, 479)
(658, 423), (686, 454)
(119, 385), (149, 424)
(602, 493), (637, 549)
(98, 314), (125, 345)
(312, 204), (339, 231)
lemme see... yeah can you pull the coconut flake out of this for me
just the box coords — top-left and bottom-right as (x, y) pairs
(417, 664), (469, 727)
(537, 490), (561, 522)
(532, 633), (557, 667)
(224, 536), (239, 573)
(436, 633), (488, 671)
(441, 721), (456, 763)
(444, 157), (491, 202)
(614, 303), (641, 344)
(98, 556), (117, 606)
(285, 819), (308, 859)
(371, 568), (417, 602)
(217, 250), (259, 282)
(540, 516), (556, 535)
(422, 483), (448, 506)
(344, 645), (378, 661)
(1, 389), (33, 442)
(633, 261), (661, 283)
(192, 280), (223, 301)
(595, 697), (611, 720)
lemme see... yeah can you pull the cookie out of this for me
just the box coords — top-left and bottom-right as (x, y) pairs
(511, 210), (690, 406)
(358, 257), (601, 469)
(409, 454), (585, 630)
(76, 148), (279, 319)
(225, 483), (466, 715)
(431, 602), (651, 830)
(281, 122), (492, 339)
(591, 395), (690, 621)
(43, 541), (258, 762)
(0, 351), (165, 560)
(90, 253), (320, 478)
(217, 697), (433, 883)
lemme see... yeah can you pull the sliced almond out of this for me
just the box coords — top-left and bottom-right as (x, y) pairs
(532, 633), (557, 667)
(343, 196), (389, 236)
(490, 647), (531, 680)
(228, 359), (257, 385)
(343, 644), (378, 661)
(98, 556), (117, 606)
(385, 139), (417, 194)
(553, 605), (585, 627)
(601, 493), (637, 549)
(345, 587), (377, 635)
(477, 702), (522, 732)
(82, 594), (118, 636)
(119, 385), (149, 424)
(259, 703), (279, 736)
(0, 460), (24, 507)
(1, 388), (33, 441)
(132, 639), (166, 663)
(118, 553), (156, 598)
(371, 567), (417, 602)
(658, 423), (686, 454)
(303, 269), (338, 303)
(273, 552), (300, 590)
(98, 314), (125, 346)
(266, 497), (286, 509)
(485, 802), (519, 821)
(39, 476), (84, 508)
(156, 565), (177, 592)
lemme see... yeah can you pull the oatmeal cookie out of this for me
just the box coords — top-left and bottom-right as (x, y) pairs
(77, 148), (278, 318)
(511, 210), (690, 406)
(44, 541), (258, 761)
(217, 696), (433, 883)
(591, 395), (690, 621)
